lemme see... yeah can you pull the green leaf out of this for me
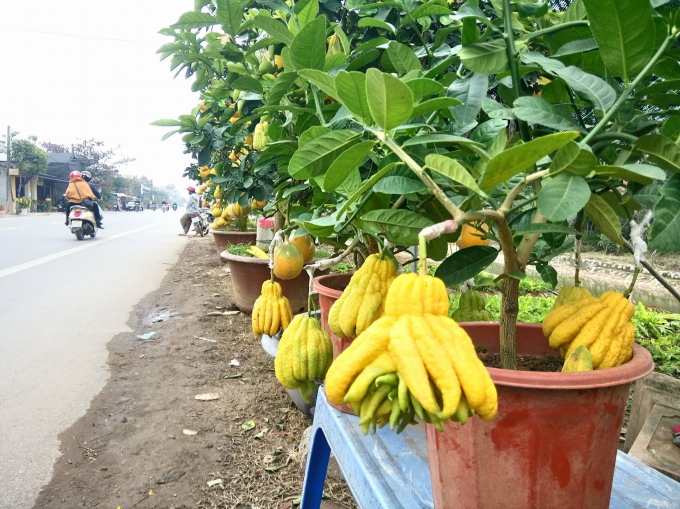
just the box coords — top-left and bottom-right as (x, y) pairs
(595, 164), (667, 185)
(231, 76), (263, 95)
(151, 119), (183, 126)
(581, 0), (655, 81)
(635, 134), (680, 173)
(357, 18), (395, 33)
(324, 140), (376, 191)
(512, 96), (582, 131)
(337, 162), (402, 217)
(482, 98), (516, 120)
(634, 184), (662, 209)
(296, 0), (319, 27)
(410, 0), (452, 18)
(298, 69), (338, 99)
(366, 69), (414, 132)
(584, 192), (623, 245)
(386, 42), (423, 75)
(561, 0), (587, 23)
(290, 16), (326, 70)
(513, 223), (579, 236)
(299, 126), (330, 147)
(459, 41), (508, 74)
(171, 11), (219, 29)
(411, 98), (463, 118)
(346, 49), (381, 72)
(216, 0), (243, 37)
(242, 419), (256, 430)
(403, 78), (444, 101)
(562, 345), (593, 372)
(335, 71), (372, 124)
(447, 73), (488, 126)
(402, 134), (483, 149)
(549, 141), (597, 177)
(360, 209), (433, 246)
(553, 38), (598, 57)
(554, 66), (617, 113)
(649, 174), (680, 252)
(373, 176), (427, 194)
(325, 53), (348, 71)
(435, 246), (499, 287)
(537, 174), (591, 222)
(425, 154), (486, 197)
(288, 130), (360, 179)
(253, 16), (294, 45)
(304, 214), (339, 237)
(480, 132), (581, 191)
(267, 71), (298, 105)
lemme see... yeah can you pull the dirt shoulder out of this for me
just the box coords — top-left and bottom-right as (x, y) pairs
(34, 237), (354, 509)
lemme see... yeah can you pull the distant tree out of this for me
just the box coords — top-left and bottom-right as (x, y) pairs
(12, 139), (47, 177)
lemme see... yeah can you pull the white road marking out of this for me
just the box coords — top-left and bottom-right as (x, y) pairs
(0, 227), (26, 231)
(0, 220), (167, 280)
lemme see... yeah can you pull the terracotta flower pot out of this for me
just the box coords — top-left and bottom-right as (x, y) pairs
(220, 251), (328, 314)
(313, 273), (356, 414)
(210, 230), (256, 260)
(426, 322), (654, 509)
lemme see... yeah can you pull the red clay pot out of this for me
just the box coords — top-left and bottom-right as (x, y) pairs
(426, 322), (654, 509)
(211, 230), (256, 260)
(313, 273), (356, 415)
(221, 252), (327, 314)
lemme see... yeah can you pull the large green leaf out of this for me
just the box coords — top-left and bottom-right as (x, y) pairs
(231, 76), (263, 95)
(584, 193), (623, 245)
(386, 42), (423, 75)
(288, 130), (360, 179)
(410, 0), (453, 18)
(357, 18), (396, 33)
(447, 73), (488, 126)
(366, 69), (414, 132)
(290, 16), (326, 70)
(649, 174), (680, 252)
(253, 16), (294, 45)
(267, 72), (298, 105)
(435, 246), (499, 287)
(554, 66), (617, 113)
(549, 141), (597, 176)
(537, 174), (591, 221)
(634, 184), (662, 209)
(595, 164), (667, 185)
(335, 71), (372, 124)
(298, 69), (337, 99)
(324, 140), (376, 191)
(480, 132), (580, 191)
(425, 154), (486, 197)
(345, 49), (381, 72)
(361, 209), (432, 246)
(296, 0), (319, 27)
(373, 176), (428, 194)
(337, 162), (402, 217)
(404, 78), (444, 100)
(459, 41), (508, 74)
(581, 0), (655, 81)
(411, 98), (462, 118)
(304, 213), (339, 238)
(216, 0), (243, 37)
(512, 96), (582, 131)
(636, 134), (680, 173)
(171, 11), (219, 29)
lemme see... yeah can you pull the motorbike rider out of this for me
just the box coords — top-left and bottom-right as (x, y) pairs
(65, 171), (99, 227)
(81, 171), (104, 228)
(179, 186), (199, 236)
(172, 202), (177, 211)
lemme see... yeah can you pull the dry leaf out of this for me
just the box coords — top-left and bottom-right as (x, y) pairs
(195, 393), (219, 401)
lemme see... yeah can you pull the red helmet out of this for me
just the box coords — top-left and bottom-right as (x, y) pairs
(70, 171), (82, 179)
(187, 186), (196, 192)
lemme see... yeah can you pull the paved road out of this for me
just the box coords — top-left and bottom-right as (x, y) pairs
(0, 211), (187, 509)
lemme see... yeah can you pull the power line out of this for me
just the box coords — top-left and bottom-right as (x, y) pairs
(0, 26), (157, 44)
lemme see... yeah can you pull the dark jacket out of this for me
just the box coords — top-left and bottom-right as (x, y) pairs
(87, 182), (102, 199)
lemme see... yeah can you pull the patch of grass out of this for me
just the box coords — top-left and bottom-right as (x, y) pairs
(332, 262), (354, 274)
(228, 243), (255, 257)
(314, 247), (332, 259)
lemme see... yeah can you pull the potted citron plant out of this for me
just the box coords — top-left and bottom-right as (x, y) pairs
(155, 0), (680, 506)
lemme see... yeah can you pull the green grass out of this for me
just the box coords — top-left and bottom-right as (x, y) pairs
(227, 243), (255, 257)
(448, 293), (555, 324)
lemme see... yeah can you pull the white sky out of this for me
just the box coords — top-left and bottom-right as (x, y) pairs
(0, 0), (199, 189)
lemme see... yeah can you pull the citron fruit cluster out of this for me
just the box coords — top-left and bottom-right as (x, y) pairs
(252, 280), (293, 336)
(275, 314), (333, 403)
(328, 254), (397, 339)
(325, 273), (498, 434)
(543, 288), (635, 369)
(451, 290), (493, 322)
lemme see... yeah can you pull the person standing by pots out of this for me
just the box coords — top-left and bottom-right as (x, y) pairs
(179, 186), (199, 236)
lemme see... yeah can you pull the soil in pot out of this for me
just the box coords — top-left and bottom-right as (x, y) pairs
(479, 352), (564, 372)
(426, 322), (654, 509)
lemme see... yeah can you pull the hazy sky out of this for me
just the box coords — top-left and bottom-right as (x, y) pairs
(0, 0), (199, 189)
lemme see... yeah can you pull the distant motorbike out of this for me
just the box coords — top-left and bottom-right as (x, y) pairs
(172, 203), (177, 211)
(113, 202), (121, 212)
(68, 205), (98, 241)
(150, 203), (157, 211)
(162, 203), (169, 212)
(190, 209), (211, 237)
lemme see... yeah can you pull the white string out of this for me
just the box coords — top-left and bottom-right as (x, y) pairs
(419, 220), (458, 241)
(630, 210), (653, 268)
(268, 229), (285, 270)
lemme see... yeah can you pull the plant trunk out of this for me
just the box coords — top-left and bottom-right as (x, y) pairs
(500, 277), (519, 370)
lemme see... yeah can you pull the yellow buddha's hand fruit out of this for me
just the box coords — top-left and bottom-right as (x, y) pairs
(252, 280), (293, 337)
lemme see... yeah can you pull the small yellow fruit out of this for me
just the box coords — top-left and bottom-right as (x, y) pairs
(227, 202), (251, 218)
(214, 187), (222, 199)
(273, 243), (304, 280)
(251, 199), (267, 210)
(245, 136), (253, 148)
(199, 166), (210, 179)
(275, 54), (283, 69)
(290, 233), (316, 263)
(456, 223), (490, 249)
(212, 207), (222, 218)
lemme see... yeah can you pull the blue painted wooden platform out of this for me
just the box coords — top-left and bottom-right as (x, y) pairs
(301, 388), (680, 509)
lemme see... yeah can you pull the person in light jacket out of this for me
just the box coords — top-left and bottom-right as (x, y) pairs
(179, 186), (199, 236)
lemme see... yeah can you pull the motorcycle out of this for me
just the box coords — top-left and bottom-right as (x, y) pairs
(162, 203), (169, 212)
(113, 202), (121, 212)
(68, 205), (98, 241)
(190, 209), (211, 237)
(172, 203), (177, 211)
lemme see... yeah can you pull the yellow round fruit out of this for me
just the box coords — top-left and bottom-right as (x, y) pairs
(215, 217), (227, 227)
(212, 221), (220, 230)
(211, 207), (222, 218)
(227, 202), (251, 218)
(290, 233), (315, 263)
(274, 54), (284, 69)
(221, 208), (231, 219)
(209, 168), (217, 176)
(245, 136), (253, 148)
(273, 243), (304, 280)
(456, 223), (490, 249)
(202, 200), (208, 208)
(214, 186), (222, 199)
(198, 184), (207, 195)
(199, 166), (210, 178)
(252, 199), (267, 210)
